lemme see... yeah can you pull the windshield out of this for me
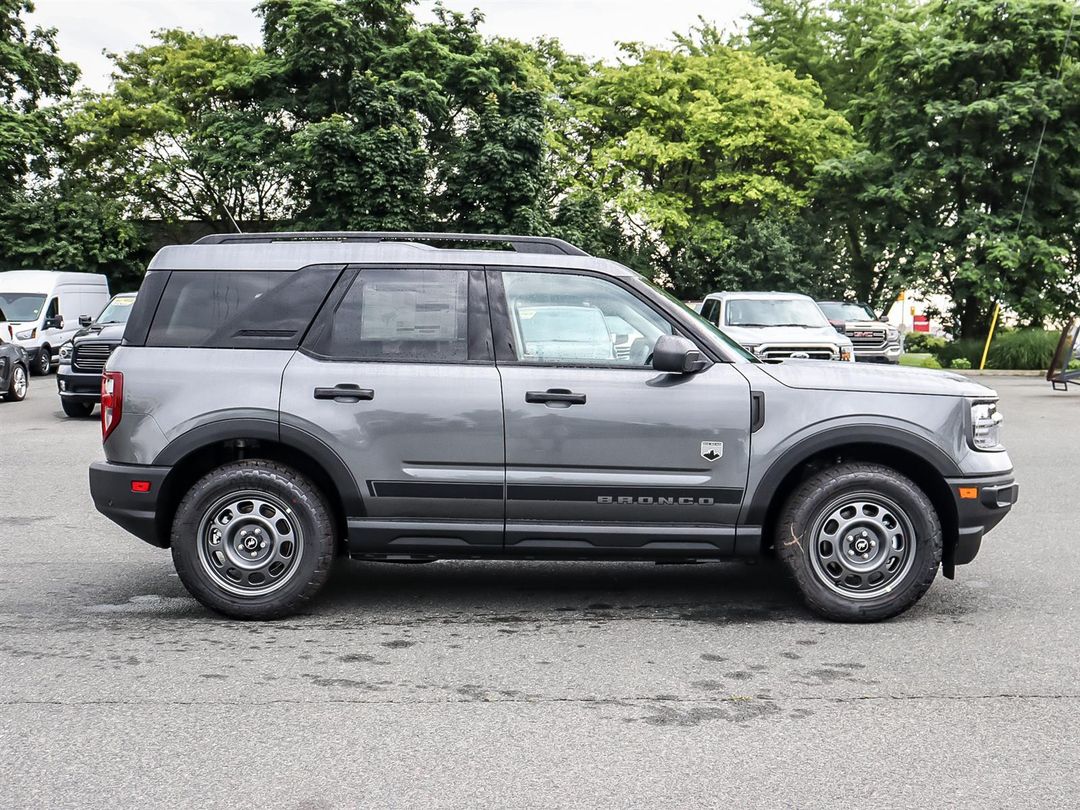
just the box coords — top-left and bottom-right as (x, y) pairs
(95, 294), (137, 325)
(640, 278), (757, 362)
(725, 298), (829, 328)
(818, 301), (875, 322)
(0, 293), (46, 323)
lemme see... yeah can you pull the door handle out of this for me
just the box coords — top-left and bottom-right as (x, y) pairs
(525, 389), (586, 405)
(314, 384), (375, 402)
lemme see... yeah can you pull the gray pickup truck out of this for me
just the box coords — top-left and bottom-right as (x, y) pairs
(89, 232), (1017, 622)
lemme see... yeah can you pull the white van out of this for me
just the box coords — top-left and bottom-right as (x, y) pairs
(0, 271), (111, 375)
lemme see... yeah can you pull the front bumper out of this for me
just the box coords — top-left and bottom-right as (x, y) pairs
(854, 344), (903, 363)
(89, 461), (171, 548)
(57, 365), (102, 402)
(946, 472), (1019, 567)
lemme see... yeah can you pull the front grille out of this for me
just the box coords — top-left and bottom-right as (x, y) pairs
(759, 345), (836, 361)
(72, 342), (116, 373)
(848, 329), (886, 349)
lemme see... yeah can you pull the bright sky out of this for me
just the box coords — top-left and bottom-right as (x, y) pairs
(29, 0), (756, 92)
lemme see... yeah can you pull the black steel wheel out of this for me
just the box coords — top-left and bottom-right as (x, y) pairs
(171, 460), (336, 619)
(775, 462), (941, 622)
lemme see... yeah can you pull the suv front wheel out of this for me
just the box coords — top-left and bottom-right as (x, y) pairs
(171, 460), (336, 619)
(775, 462), (942, 622)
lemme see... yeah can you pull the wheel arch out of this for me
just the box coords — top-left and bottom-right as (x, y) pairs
(152, 420), (363, 548)
(745, 427), (960, 572)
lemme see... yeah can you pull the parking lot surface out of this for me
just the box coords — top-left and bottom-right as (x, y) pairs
(1, 375), (1077, 808)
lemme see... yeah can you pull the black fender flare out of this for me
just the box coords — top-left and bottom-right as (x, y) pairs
(152, 417), (364, 516)
(741, 424), (962, 526)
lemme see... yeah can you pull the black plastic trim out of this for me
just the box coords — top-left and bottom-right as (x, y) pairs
(366, 481), (503, 500)
(121, 270), (170, 347)
(742, 425), (965, 526)
(89, 462), (170, 547)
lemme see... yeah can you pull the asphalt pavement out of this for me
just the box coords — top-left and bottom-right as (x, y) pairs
(0, 375), (1077, 808)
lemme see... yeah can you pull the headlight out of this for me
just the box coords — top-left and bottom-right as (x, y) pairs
(971, 402), (1003, 450)
(15, 329), (35, 340)
(886, 328), (899, 341)
(59, 344), (73, 361)
(742, 343), (762, 355)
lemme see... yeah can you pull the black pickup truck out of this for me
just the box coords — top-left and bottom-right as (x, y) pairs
(56, 292), (136, 417)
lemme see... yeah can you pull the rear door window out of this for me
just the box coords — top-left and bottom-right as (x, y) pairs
(145, 265), (342, 349)
(312, 268), (471, 362)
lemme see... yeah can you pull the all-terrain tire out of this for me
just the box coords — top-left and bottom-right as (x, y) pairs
(774, 462), (942, 622)
(61, 399), (94, 417)
(171, 460), (336, 620)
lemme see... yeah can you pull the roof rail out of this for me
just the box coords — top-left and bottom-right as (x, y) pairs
(193, 231), (590, 257)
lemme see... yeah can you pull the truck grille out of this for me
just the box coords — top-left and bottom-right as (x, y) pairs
(759, 345), (836, 361)
(72, 342), (115, 373)
(848, 329), (886, 349)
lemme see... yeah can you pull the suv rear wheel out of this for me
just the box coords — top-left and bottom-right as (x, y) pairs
(775, 462), (941, 622)
(171, 460), (336, 619)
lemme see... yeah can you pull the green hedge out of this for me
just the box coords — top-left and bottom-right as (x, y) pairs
(916, 328), (1060, 370)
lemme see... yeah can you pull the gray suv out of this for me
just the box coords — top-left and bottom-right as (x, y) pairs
(89, 232), (1018, 622)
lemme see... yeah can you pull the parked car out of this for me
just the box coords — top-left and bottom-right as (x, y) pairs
(57, 292), (138, 417)
(0, 270), (111, 375)
(817, 300), (903, 364)
(699, 292), (855, 361)
(0, 338), (29, 402)
(90, 231), (1016, 623)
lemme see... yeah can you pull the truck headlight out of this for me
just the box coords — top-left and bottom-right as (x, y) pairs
(971, 402), (1003, 450)
(886, 328), (899, 341)
(59, 344), (73, 361)
(15, 329), (35, 340)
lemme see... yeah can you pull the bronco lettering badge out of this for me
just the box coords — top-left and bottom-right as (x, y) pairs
(700, 441), (723, 462)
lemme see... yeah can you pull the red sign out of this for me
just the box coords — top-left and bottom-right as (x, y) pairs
(913, 315), (930, 333)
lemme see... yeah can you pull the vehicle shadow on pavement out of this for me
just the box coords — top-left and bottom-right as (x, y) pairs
(307, 558), (810, 625)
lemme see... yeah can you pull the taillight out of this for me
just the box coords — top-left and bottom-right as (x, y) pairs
(101, 371), (123, 441)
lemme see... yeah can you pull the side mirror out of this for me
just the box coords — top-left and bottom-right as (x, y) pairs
(652, 334), (708, 374)
(79, 315), (93, 327)
(45, 315), (63, 330)
(878, 316), (889, 323)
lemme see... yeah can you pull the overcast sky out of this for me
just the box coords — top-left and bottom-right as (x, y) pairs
(29, 0), (756, 92)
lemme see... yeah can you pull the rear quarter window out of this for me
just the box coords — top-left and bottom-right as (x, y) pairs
(145, 265), (342, 349)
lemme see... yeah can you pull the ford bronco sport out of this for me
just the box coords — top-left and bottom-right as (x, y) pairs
(89, 232), (1018, 622)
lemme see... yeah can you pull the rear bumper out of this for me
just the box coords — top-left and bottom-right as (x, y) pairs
(89, 461), (171, 548)
(57, 366), (102, 402)
(946, 472), (1019, 565)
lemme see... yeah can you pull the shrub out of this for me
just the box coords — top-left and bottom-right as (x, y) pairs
(986, 329), (1059, 370)
(935, 338), (984, 368)
(902, 332), (946, 354)
(950, 357), (972, 369)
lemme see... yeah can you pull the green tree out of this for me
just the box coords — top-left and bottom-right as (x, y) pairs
(848, 0), (1080, 336)
(572, 33), (853, 294)
(0, 0), (77, 198)
(68, 30), (288, 226)
(255, 0), (547, 232)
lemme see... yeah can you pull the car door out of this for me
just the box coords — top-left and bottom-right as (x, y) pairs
(489, 268), (752, 556)
(280, 266), (505, 555)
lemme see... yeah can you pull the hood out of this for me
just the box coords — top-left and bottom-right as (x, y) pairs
(722, 323), (851, 346)
(73, 323), (126, 343)
(760, 359), (995, 397)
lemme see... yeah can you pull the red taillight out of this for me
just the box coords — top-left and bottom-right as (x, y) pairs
(130, 480), (151, 493)
(101, 371), (123, 441)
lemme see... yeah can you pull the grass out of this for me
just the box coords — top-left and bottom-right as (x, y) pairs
(899, 353), (942, 369)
